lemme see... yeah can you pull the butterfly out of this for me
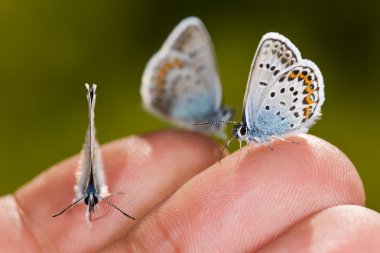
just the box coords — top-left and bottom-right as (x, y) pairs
(225, 32), (325, 149)
(53, 84), (135, 223)
(141, 17), (234, 139)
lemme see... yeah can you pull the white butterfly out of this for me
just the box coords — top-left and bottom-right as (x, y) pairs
(231, 32), (325, 148)
(141, 17), (233, 139)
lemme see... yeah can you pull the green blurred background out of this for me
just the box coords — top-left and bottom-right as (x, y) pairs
(0, 1), (379, 211)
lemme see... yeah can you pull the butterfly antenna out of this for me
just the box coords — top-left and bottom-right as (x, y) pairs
(193, 120), (237, 126)
(97, 196), (136, 220)
(219, 136), (234, 164)
(52, 196), (85, 217)
(235, 140), (244, 165)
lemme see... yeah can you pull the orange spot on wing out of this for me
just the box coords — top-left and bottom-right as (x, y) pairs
(154, 59), (184, 103)
(305, 95), (314, 104)
(161, 62), (171, 72)
(305, 83), (313, 93)
(173, 59), (184, 68)
(304, 107), (310, 117)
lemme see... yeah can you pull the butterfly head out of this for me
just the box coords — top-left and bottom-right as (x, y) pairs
(232, 122), (248, 141)
(84, 194), (98, 213)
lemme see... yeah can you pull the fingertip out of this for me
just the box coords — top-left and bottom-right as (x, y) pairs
(230, 134), (365, 206)
(141, 129), (222, 163)
(297, 134), (365, 205)
(117, 134), (366, 252)
(257, 205), (380, 253)
(12, 130), (223, 252)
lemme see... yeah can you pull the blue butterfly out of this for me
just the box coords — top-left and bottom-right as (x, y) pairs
(141, 17), (233, 139)
(230, 32), (325, 148)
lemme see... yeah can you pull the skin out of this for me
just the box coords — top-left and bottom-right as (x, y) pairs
(0, 130), (378, 253)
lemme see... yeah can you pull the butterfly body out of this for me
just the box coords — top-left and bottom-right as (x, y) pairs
(233, 32), (325, 146)
(83, 173), (99, 217)
(141, 17), (233, 138)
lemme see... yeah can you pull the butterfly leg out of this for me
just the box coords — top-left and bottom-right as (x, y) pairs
(253, 137), (273, 151)
(246, 142), (250, 154)
(263, 142), (273, 151)
(273, 135), (299, 144)
(219, 136), (234, 164)
(246, 140), (253, 154)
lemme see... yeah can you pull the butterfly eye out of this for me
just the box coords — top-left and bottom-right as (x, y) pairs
(239, 126), (247, 136)
(84, 197), (89, 205)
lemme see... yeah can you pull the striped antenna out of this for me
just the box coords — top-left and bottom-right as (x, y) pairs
(193, 120), (237, 126)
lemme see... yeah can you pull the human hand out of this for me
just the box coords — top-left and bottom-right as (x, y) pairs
(0, 130), (378, 252)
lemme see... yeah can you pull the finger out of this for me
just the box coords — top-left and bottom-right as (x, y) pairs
(105, 134), (365, 252)
(3, 130), (221, 253)
(257, 205), (380, 253)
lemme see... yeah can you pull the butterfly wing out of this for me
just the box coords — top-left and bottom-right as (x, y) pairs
(141, 17), (225, 128)
(161, 17), (222, 108)
(254, 60), (324, 138)
(243, 32), (301, 130)
(243, 33), (324, 140)
(75, 84), (109, 198)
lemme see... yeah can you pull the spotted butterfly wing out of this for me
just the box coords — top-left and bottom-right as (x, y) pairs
(161, 17), (222, 104)
(255, 61), (324, 137)
(243, 32), (324, 140)
(141, 17), (232, 137)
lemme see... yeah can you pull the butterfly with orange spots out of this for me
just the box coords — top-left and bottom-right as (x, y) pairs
(231, 32), (325, 148)
(141, 17), (233, 139)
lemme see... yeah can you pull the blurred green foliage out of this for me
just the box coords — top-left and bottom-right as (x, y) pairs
(0, 0), (379, 211)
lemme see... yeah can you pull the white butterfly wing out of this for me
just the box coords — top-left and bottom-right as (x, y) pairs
(243, 32), (301, 130)
(142, 51), (217, 127)
(141, 17), (223, 127)
(254, 60), (324, 136)
(161, 17), (222, 108)
(76, 84), (108, 198)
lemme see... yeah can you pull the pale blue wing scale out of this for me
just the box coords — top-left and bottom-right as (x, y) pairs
(253, 60), (324, 140)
